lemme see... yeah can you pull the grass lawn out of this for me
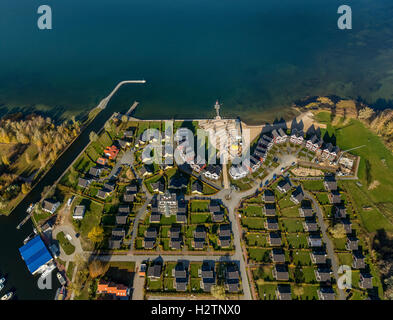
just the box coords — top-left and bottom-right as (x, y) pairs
(147, 278), (162, 291)
(278, 196), (296, 209)
(301, 180), (325, 191)
(75, 200), (103, 240)
(246, 233), (267, 246)
(66, 261), (75, 280)
(248, 248), (271, 262)
(56, 231), (75, 255)
(190, 200), (209, 212)
(286, 234), (309, 249)
(315, 192), (330, 205)
(257, 283), (277, 300)
(280, 206), (300, 218)
(190, 213), (210, 224)
(293, 284), (319, 300)
(241, 217), (265, 230)
(163, 277), (176, 291)
(337, 252), (353, 266)
(281, 219), (304, 232)
(190, 262), (202, 278)
(244, 205), (264, 217)
(292, 250), (312, 266)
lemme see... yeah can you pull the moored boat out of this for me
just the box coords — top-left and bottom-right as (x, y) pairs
(1, 292), (13, 300)
(0, 283), (4, 292)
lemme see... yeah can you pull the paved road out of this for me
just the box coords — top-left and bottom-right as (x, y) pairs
(304, 190), (345, 300)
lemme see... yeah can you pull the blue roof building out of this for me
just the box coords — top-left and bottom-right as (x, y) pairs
(19, 236), (53, 275)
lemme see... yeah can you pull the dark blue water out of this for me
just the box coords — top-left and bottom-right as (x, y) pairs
(0, 0), (393, 123)
(1, 0), (393, 299)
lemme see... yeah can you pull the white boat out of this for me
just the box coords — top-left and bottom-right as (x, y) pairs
(0, 284), (4, 292)
(1, 292), (13, 300)
(56, 272), (66, 286)
(26, 203), (35, 214)
(0, 277), (5, 284)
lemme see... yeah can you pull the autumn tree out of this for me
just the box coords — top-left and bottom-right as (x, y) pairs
(89, 131), (98, 143)
(88, 260), (109, 278)
(88, 226), (104, 243)
(21, 183), (31, 194)
(358, 107), (375, 122)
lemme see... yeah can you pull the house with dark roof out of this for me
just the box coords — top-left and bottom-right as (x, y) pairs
(224, 265), (240, 293)
(352, 251), (366, 269)
(191, 180), (204, 194)
(271, 248), (285, 263)
(277, 180), (291, 193)
(263, 203), (276, 217)
(276, 285), (292, 300)
(193, 226), (206, 250)
(116, 212), (128, 225)
(328, 190), (342, 204)
(73, 205), (86, 220)
(265, 218), (279, 231)
(334, 205), (347, 219)
(290, 186), (304, 204)
(340, 219), (352, 234)
(308, 234), (323, 248)
(125, 185), (138, 194)
(108, 228), (125, 250)
(97, 189), (110, 199)
(147, 264), (162, 280)
(273, 264), (289, 281)
(323, 176), (337, 191)
(176, 212), (187, 223)
(212, 211), (224, 223)
(315, 267), (332, 282)
(218, 224), (231, 248)
(346, 236), (359, 251)
(89, 166), (102, 178)
(359, 272), (373, 289)
(262, 190), (275, 204)
(199, 263), (216, 293)
(143, 227), (158, 250)
(303, 218), (319, 232)
(78, 177), (91, 189)
(42, 199), (60, 214)
(169, 227), (182, 250)
(203, 164), (221, 180)
(173, 262), (188, 291)
(123, 193), (135, 203)
(299, 204), (313, 217)
(268, 232), (282, 246)
(317, 287), (336, 300)
(310, 250), (327, 264)
(169, 176), (188, 190)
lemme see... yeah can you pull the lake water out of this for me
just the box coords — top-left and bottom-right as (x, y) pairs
(0, 0), (393, 124)
(1, 0), (393, 299)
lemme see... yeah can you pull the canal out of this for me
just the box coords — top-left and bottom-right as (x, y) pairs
(0, 85), (142, 299)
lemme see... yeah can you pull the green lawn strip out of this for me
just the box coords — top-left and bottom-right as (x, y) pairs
(244, 205), (264, 217)
(56, 231), (76, 255)
(280, 206), (300, 218)
(301, 180), (325, 191)
(248, 248), (271, 262)
(280, 218), (304, 233)
(285, 233), (309, 249)
(241, 217), (265, 230)
(256, 283), (277, 300)
(66, 261), (75, 280)
(246, 233), (267, 246)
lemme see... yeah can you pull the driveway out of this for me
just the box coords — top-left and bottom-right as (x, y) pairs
(304, 190), (345, 300)
(52, 224), (83, 262)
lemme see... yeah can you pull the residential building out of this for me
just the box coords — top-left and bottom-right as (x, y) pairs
(104, 145), (119, 160)
(265, 218), (279, 231)
(317, 287), (335, 300)
(346, 236), (359, 251)
(42, 199), (60, 214)
(273, 264), (289, 281)
(263, 203), (276, 217)
(359, 273), (373, 289)
(193, 226), (206, 250)
(224, 265), (240, 293)
(73, 205), (85, 220)
(78, 177), (91, 188)
(89, 166), (102, 177)
(147, 264), (162, 280)
(328, 190), (342, 205)
(218, 224), (231, 248)
(352, 251), (366, 269)
(200, 264), (216, 293)
(262, 189), (275, 203)
(310, 250), (327, 264)
(303, 218), (318, 232)
(290, 186), (304, 204)
(268, 232), (282, 246)
(173, 262), (188, 291)
(315, 267), (332, 282)
(97, 280), (129, 298)
(276, 285), (292, 300)
(308, 234), (323, 248)
(271, 248), (286, 263)
(277, 179), (291, 193)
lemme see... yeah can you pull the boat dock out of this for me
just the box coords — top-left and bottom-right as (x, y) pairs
(16, 213), (33, 230)
(126, 101), (139, 116)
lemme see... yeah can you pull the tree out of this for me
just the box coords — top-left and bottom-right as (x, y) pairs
(89, 131), (98, 143)
(1, 155), (10, 166)
(358, 107), (375, 121)
(121, 115), (128, 123)
(294, 264), (305, 283)
(41, 185), (55, 199)
(329, 223), (347, 239)
(88, 226), (104, 243)
(21, 183), (31, 194)
(104, 121), (112, 132)
(88, 260), (109, 278)
(211, 285), (226, 300)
